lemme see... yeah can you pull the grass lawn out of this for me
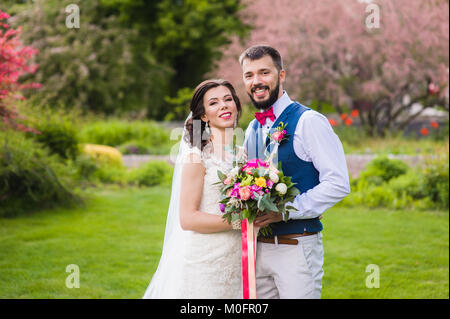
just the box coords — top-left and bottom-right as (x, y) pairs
(0, 186), (448, 299)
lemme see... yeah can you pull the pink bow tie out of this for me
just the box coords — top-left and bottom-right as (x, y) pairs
(254, 107), (276, 125)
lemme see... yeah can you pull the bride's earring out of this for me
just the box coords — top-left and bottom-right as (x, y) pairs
(202, 120), (211, 142)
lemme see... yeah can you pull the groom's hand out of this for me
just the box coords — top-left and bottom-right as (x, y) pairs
(254, 211), (283, 228)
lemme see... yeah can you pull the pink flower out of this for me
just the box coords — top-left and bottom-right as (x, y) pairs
(243, 159), (269, 172)
(428, 83), (439, 95)
(272, 131), (285, 142)
(266, 179), (274, 189)
(239, 186), (252, 201)
(229, 183), (241, 198)
(224, 177), (232, 185)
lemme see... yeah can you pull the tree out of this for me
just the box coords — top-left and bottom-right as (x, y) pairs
(9, 0), (171, 117)
(0, 9), (40, 134)
(101, 0), (250, 109)
(216, 0), (449, 136)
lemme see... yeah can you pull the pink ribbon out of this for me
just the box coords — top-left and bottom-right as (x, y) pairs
(241, 219), (257, 299)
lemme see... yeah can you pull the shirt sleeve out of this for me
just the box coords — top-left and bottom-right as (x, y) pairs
(286, 111), (351, 220)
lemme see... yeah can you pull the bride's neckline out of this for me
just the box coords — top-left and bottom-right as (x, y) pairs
(204, 142), (239, 164)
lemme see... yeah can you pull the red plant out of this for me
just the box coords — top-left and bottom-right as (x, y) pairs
(351, 109), (359, 118)
(430, 121), (439, 129)
(0, 9), (41, 134)
(420, 127), (429, 136)
(428, 83), (440, 95)
(344, 118), (353, 126)
(328, 118), (338, 126)
(340, 113), (348, 121)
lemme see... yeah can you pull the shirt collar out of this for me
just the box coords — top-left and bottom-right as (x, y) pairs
(262, 91), (292, 118)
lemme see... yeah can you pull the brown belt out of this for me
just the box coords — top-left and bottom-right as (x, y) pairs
(257, 232), (318, 246)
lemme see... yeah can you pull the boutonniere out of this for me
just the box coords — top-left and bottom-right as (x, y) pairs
(268, 121), (289, 144)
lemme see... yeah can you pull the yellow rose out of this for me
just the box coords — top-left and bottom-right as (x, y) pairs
(254, 177), (267, 188)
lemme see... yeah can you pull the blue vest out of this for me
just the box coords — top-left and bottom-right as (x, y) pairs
(245, 102), (323, 236)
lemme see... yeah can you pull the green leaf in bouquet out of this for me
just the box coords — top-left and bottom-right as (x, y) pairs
(259, 226), (272, 237)
(287, 186), (300, 197)
(241, 208), (250, 220)
(248, 213), (257, 224)
(231, 212), (241, 222)
(285, 205), (298, 212)
(240, 175), (253, 186)
(217, 170), (227, 182)
(223, 213), (232, 224)
(221, 184), (233, 193)
(257, 196), (266, 211)
(262, 196), (279, 212)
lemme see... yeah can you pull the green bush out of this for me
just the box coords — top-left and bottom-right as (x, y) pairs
(387, 170), (425, 199)
(79, 120), (174, 153)
(0, 131), (82, 217)
(422, 152), (449, 209)
(128, 161), (173, 187)
(340, 152), (449, 210)
(359, 156), (409, 184)
(29, 108), (81, 160)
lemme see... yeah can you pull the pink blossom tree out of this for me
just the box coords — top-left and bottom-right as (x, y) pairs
(0, 9), (41, 134)
(215, 0), (449, 136)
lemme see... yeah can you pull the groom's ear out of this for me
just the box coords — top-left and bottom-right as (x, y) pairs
(279, 69), (286, 83)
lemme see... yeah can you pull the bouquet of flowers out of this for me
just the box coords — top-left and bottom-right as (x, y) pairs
(216, 122), (300, 236)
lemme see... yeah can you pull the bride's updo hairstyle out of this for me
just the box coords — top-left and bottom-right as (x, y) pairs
(184, 79), (242, 151)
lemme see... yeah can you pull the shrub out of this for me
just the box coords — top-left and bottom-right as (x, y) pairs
(81, 144), (124, 168)
(29, 108), (81, 160)
(0, 130), (82, 217)
(359, 156), (409, 184)
(128, 161), (173, 187)
(79, 120), (173, 152)
(340, 151), (449, 210)
(387, 170), (425, 200)
(421, 149), (449, 209)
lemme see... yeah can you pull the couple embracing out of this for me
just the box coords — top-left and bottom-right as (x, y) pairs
(143, 45), (350, 299)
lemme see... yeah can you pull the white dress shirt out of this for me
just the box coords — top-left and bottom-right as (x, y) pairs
(244, 91), (351, 219)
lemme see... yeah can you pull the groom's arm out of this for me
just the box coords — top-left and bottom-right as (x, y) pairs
(286, 111), (350, 220)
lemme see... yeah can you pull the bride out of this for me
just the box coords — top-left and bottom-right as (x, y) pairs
(143, 79), (245, 299)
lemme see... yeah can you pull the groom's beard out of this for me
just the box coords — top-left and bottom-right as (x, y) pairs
(248, 78), (280, 110)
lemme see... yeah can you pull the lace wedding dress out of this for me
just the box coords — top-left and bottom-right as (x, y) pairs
(176, 146), (243, 298)
(143, 143), (244, 299)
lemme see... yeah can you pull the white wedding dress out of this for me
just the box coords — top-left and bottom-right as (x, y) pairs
(143, 143), (244, 299)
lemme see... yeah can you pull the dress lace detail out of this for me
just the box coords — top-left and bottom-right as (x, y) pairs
(176, 144), (244, 298)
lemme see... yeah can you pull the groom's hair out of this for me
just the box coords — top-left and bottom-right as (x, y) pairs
(239, 45), (283, 72)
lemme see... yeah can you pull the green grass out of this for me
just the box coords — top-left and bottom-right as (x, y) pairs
(0, 186), (169, 299)
(0, 186), (448, 299)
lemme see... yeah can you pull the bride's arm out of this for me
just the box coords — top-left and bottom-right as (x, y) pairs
(179, 153), (233, 234)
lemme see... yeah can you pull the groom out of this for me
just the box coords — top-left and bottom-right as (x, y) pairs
(241, 45), (350, 299)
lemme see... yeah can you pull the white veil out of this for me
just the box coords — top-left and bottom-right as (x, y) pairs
(142, 113), (194, 299)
